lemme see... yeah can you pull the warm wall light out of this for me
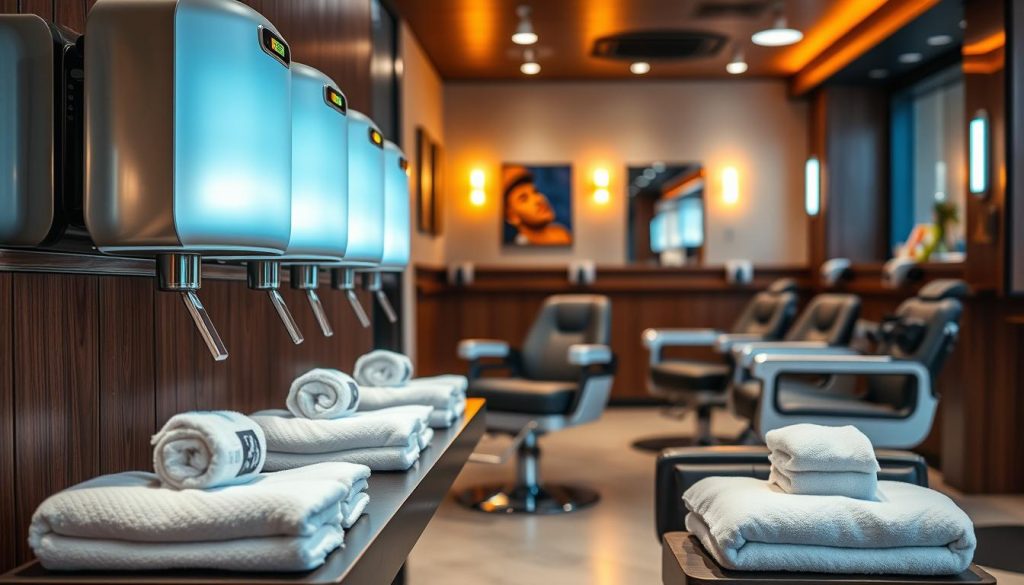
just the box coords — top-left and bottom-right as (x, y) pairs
(593, 168), (610, 188)
(470, 169), (485, 189)
(593, 188), (610, 204)
(805, 156), (820, 216)
(721, 167), (740, 205)
(969, 110), (989, 196)
(469, 169), (486, 206)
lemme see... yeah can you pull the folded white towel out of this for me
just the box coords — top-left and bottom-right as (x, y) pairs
(768, 466), (878, 500)
(410, 374), (468, 393)
(341, 490), (370, 529)
(29, 463), (370, 545)
(264, 440), (425, 472)
(358, 383), (463, 413)
(765, 424), (880, 474)
(252, 406), (431, 454)
(33, 524), (343, 572)
(354, 350), (414, 387)
(288, 368), (361, 420)
(151, 411), (266, 490)
(684, 477), (976, 575)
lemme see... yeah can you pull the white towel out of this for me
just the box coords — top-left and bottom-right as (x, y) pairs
(341, 491), (370, 529)
(28, 463), (370, 545)
(765, 424), (880, 473)
(33, 525), (344, 572)
(410, 374), (468, 393)
(358, 383), (463, 414)
(768, 465), (878, 500)
(354, 350), (414, 387)
(288, 368), (361, 420)
(252, 406), (431, 453)
(151, 411), (266, 490)
(264, 443), (422, 472)
(684, 477), (976, 575)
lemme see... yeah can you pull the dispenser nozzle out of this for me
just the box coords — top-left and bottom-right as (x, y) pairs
(157, 254), (228, 361)
(291, 265), (334, 337)
(248, 261), (304, 345)
(331, 268), (371, 328)
(365, 272), (398, 323)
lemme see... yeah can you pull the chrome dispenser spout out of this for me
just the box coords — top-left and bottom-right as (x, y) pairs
(291, 265), (334, 337)
(365, 272), (398, 323)
(248, 261), (303, 345)
(331, 268), (371, 328)
(157, 254), (228, 361)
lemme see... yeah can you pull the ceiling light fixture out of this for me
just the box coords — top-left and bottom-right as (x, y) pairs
(898, 52), (923, 64)
(868, 68), (889, 79)
(520, 48), (541, 75)
(726, 45), (748, 74)
(927, 34), (953, 46)
(752, 2), (803, 47)
(630, 61), (651, 75)
(512, 5), (538, 46)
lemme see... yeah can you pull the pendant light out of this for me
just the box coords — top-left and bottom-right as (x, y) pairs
(752, 2), (803, 47)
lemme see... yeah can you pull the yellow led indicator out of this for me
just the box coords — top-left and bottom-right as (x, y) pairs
(271, 37), (286, 58)
(332, 93), (343, 107)
(371, 130), (382, 145)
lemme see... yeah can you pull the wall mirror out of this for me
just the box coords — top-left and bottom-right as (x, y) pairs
(626, 163), (705, 266)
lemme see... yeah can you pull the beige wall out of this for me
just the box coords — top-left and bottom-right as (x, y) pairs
(442, 80), (809, 266)
(400, 23), (446, 359)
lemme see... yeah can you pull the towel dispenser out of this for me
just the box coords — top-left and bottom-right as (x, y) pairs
(0, 15), (83, 246)
(361, 140), (410, 323)
(330, 109), (385, 328)
(85, 0), (294, 361)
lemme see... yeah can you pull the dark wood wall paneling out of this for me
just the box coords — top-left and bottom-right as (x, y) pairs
(0, 0), (377, 572)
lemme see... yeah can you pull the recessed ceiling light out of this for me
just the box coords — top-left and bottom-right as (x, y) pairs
(630, 61), (651, 75)
(898, 52), (923, 64)
(868, 68), (889, 79)
(512, 5), (538, 45)
(726, 45), (748, 74)
(752, 3), (803, 47)
(927, 34), (953, 46)
(520, 61), (540, 75)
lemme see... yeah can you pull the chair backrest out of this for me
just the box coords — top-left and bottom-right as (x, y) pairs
(783, 293), (860, 344)
(867, 279), (967, 407)
(521, 294), (612, 381)
(730, 278), (799, 338)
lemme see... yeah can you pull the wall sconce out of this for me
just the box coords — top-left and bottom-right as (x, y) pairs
(593, 167), (610, 204)
(969, 110), (989, 196)
(470, 168), (486, 206)
(721, 166), (739, 206)
(805, 156), (820, 216)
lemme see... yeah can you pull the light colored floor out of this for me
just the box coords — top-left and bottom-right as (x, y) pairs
(407, 407), (1024, 585)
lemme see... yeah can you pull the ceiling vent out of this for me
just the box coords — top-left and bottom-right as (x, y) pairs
(592, 30), (727, 61)
(693, 1), (769, 20)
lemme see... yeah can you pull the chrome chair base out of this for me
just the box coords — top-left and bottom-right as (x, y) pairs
(457, 483), (599, 515)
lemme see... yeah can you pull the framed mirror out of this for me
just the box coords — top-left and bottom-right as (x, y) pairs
(626, 163), (705, 265)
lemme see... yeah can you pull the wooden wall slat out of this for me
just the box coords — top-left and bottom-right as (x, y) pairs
(98, 277), (156, 473)
(54, 0), (86, 30)
(15, 0), (49, 19)
(12, 274), (99, 564)
(0, 275), (14, 573)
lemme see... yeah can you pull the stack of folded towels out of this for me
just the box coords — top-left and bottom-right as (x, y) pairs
(353, 350), (468, 428)
(684, 423), (977, 576)
(253, 368), (434, 471)
(30, 411), (370, 572)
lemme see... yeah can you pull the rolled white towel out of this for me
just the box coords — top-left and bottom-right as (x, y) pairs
(252, 406), (431, 453)
(29, 463), (370, 545)
(33, 525), (344, 572)
(354, 350), (414, 387)
(765, 424), (880, 474)
(684, 476), (975, 575)
(151, 411), (266, 490)
(288, 368), (361, 420)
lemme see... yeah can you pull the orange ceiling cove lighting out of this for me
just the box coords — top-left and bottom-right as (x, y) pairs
(775, 0), (886, 74)
(963, 31), (1005, 56)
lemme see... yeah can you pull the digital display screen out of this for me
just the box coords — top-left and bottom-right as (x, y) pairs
(369, 128), (383, 148)
(259, 26), (290, 67)
(325, 86), (347, 114)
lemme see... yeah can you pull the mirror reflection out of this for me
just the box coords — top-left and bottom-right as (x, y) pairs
(627, 163), (704, 266)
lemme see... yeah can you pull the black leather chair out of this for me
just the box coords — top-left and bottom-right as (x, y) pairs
(456, 294), (615, 514)
(731, 279), (966, 449)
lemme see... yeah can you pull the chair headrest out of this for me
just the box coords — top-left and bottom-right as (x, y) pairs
(767, 278), (799, 294)
(917, 279), (970, 301)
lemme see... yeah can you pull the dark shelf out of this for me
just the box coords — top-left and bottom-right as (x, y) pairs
(1, 399), (486, 585)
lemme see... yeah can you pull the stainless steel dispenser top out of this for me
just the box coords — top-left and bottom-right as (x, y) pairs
(0, 15), (74, 246)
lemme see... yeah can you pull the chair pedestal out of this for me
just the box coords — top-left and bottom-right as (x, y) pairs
(456, 430), (599, 514)
(632, 403), (724, 451)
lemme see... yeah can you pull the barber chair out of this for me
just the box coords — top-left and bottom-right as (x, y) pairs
(456, 294), (616, 514)
(638, 283), (860, 450)
(730, 279), (966, 449)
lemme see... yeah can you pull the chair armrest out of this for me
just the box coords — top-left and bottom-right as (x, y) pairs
(642, 328), (721, 364)
(568, 344), (613, 366)
(713, 333), (767, 354)
(734, 341), (852, 369)
(751, 354), (930, 382)
(457, 339), (510, 361)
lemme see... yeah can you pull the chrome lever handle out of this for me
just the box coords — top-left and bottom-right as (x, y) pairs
(181, 290), (228, 361)
(346, 290), (371, 328)
(268, 289), (303, 344)
(306, 289), (334, 337)
(375, 290), (398, 323)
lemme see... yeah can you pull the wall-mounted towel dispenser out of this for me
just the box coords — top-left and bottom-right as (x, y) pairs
(85, 0), (294, 361)
(330, 109), (385, 328)
(0, 15), (83, 247)
(361, 140), (410, 323)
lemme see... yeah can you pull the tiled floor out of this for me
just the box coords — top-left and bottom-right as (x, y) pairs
(407, 407), (1024, 585)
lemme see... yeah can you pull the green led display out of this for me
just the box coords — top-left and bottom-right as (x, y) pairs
(271, 37), (286, 59)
